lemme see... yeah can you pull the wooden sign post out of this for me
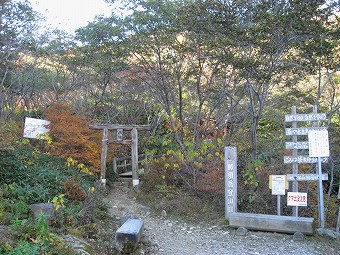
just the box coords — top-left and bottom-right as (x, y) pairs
(269, 175), (288, 216)
(225, 146), (237, 220)
(284, 106), (328, 227)
(336, 185), (340, 232)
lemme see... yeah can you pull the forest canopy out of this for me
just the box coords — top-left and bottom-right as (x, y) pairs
(0, 0), (339, 207)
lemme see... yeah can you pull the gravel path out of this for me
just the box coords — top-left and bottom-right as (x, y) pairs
(104, 182), (338, 255)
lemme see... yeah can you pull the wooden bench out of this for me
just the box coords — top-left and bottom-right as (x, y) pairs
(115, 219), (144, 251)
(229, 212), (314, 234)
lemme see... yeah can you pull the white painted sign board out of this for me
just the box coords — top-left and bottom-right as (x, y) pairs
(23, 117), (50, 139)
(287, 192), (307, 207)
(117, 128), (123, 141)
(285, 113), (327, 122)
(287, 173), (328, 181)
(308, 130), (329, 157)
(285, 141), (309, 150)
(226, 160), (237, 214)
(284, 156), (328, 164)
(271, 175), (286, 195)
(285, 127), (327, 136)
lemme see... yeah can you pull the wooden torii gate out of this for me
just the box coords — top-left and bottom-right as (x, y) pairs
(89, 124), (151, 186)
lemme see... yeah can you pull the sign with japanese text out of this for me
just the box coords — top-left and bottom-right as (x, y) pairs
(285, 127), (327, 136)
(284, 156), (328, 164)
(23, 117), (50, 139)
(117, 129), (123, 141)
(287, 192), (307, 207)
(285, 141), (309, 150)
(287, 173), (328, 182)
(225, 160), (237, 215)
(285, 113), (327, 122)
(270, 175), (286, 195)
(308, 130), (330, 157)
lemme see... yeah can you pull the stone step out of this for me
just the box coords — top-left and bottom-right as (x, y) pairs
(119, 171), (132, 177)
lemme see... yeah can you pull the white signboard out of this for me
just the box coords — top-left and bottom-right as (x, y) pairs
(284, 155), (328, 164)
(308, 130), (329, 157)
(287, 173), (328, 181)
(285, 127), (327, 136)
(287, 192), (307, 207)
(285, 113), (327, 122)
(285, 141), (309, 150)
(117, 129), (123, 141)
(271, 175), (286, 195)
(23, 117), (50, 139)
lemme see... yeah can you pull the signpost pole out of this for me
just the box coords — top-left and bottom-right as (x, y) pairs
(277, 195), (281, 216)
(317, 156), (325, 228)
(336, 184), (340, 232)
(291, 106), (298, 217)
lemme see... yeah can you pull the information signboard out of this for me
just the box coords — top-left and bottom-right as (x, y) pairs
(226, 160), (237, 214)
(270, 175), (286, 195)
(308, 130), (330, 157)
(286, 173), (328, 181)
(287, 192), (307, 207)
(285, 127), (327, 136)
(117, 129), (124, 141)
(23, 117), (50, 139)
(284, 156), (328, 164)
(285, 141), (309, 150)
(285, 113), (327, 122)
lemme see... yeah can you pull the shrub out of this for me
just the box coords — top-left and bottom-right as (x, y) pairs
(194, 157), (224, 207)
(61, 179), (87, 201)
(43, 103), (101, 173)
(141, 155), (184, 194)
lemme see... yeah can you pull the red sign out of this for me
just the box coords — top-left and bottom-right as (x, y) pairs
(287, 192), (307, 206)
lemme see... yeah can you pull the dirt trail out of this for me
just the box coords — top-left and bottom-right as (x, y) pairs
(104, 182), (337, 255)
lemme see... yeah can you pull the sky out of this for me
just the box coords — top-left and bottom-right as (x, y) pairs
(29, 0), (114, 35)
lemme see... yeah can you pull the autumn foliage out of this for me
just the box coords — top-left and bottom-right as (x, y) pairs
(44, 103), (101, 173)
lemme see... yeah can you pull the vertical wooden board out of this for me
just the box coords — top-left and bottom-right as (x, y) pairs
(225, 146), (237, 220)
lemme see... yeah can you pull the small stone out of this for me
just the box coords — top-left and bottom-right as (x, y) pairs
(235, 227), (248, 236)
(161, 210), (167, 217)
(293, 231), (304, 241)
(139, 205), (150, 215)
(122, 187), (130, 193)
(223, 231), (230, 237)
